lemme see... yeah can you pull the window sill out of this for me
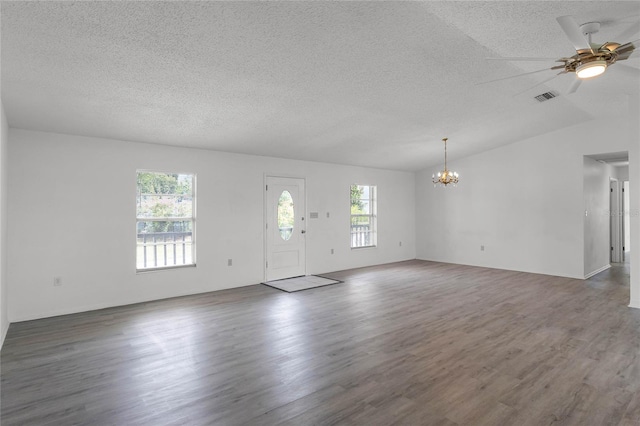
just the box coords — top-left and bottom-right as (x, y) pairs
(351, 245), (377, 250)
(136, 264), (196, 273)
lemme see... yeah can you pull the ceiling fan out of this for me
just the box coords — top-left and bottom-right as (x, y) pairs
(482, 15), (640, 94)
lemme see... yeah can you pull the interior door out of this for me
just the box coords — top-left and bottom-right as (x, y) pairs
(610, 179), (621, 263)
(265, 176), (306, 281)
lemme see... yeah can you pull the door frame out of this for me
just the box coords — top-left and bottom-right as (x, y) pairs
(263, 174), (307, 282)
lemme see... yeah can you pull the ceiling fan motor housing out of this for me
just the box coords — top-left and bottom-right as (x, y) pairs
(563, 50), (618, 74)
(563, 21), (620, 75)
(564, 52), (618, 72)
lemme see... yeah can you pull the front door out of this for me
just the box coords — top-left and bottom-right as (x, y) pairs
(265, 176), (306, 281)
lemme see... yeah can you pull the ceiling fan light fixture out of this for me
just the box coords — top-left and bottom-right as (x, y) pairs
(576, 60), (607, 79)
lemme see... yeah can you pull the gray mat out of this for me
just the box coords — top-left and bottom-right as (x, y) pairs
(263, 275), (342, 293)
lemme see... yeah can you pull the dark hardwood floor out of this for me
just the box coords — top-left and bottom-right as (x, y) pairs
(2, 260), (639, 425)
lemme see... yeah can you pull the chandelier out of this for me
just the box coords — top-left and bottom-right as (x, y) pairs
(432, 137), (459, 187)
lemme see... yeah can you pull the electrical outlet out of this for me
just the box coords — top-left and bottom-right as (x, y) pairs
(53, 277), (62, 286)
(480, 245), (485, 251)
(227, 259), (233, 266)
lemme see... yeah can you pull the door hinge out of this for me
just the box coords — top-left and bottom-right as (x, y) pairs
(622, 188), (624, 192)
(266, 261), (268, 268)
(611, 246), (614, 251)
(611, 188), (613, 193)
(623, 246), (625, 251)
(266, 184), (268, 191)
(266, 223), (268, 229)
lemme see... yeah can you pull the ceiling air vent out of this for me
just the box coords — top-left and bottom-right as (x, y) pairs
(534, 91), (559, 102)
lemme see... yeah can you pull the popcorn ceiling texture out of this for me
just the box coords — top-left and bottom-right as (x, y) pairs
(1, 1), (638, 171)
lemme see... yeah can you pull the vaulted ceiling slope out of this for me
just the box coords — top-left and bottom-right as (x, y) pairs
(1, 1), (638, 171)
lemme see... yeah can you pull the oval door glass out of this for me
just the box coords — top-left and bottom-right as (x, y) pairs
(278, 190), (294, 241)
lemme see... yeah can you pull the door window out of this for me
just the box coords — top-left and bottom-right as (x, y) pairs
(278, 190), (294, 241)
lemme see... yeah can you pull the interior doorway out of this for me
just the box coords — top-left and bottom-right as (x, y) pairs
(583, 152), (628, 277)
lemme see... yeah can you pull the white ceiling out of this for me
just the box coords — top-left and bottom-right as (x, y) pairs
(1, 1), (639, 171)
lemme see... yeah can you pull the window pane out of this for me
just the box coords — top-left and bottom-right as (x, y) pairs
(136, 220), (194, 269)
(277, 190), (295, 241)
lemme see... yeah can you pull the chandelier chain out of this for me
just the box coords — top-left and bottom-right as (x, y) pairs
(444, 137), (448, 171)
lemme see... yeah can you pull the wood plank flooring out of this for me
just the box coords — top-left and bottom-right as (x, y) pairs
(2, 260), (639, 425)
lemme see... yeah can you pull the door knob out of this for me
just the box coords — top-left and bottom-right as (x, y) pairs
(301, 230), (306, 234)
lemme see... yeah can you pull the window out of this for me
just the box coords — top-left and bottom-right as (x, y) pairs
(277, 190), (295, 241)
(350, 184), (376, 248)
(136, 171), (195, 270)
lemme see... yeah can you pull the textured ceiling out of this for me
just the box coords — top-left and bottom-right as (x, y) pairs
(1, 1), (639, 171)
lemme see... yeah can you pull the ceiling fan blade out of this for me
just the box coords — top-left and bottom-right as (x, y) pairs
(613, 18), (640, 42)
(486, 57), (558, 62)
(614, 38), (639, 60)
(567, 78), (582, 94)
(476, 67), (556, 85)
(598, 42), (621, 52)
(557, 15), (592, 53)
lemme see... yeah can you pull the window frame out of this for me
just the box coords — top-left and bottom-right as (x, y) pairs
(350, 184), (377, 249)
(136, 170), (196, 272)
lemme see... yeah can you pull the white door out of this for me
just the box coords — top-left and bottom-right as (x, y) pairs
(610, 179), (622, 263)
(265, 176), (306, 281)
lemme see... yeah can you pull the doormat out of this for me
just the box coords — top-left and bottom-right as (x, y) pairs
(262, 275), (342, 293)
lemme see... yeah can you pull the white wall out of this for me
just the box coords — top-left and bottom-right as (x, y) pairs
(583, 157), (611, 277)
(7, 129), (416, 321)
(629, 94), (640, 309)
(416, 115), (634, 281)
(624, 180), (630, 254)
(0, 102), (9, 347)
(614, 165), (629, 183)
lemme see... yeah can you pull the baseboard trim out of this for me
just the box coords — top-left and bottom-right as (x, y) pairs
(415, 257), (583, 279)
(9, 284), (244, 323)
(584, 264), (611, 279)
(629, 300), (640, 310)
